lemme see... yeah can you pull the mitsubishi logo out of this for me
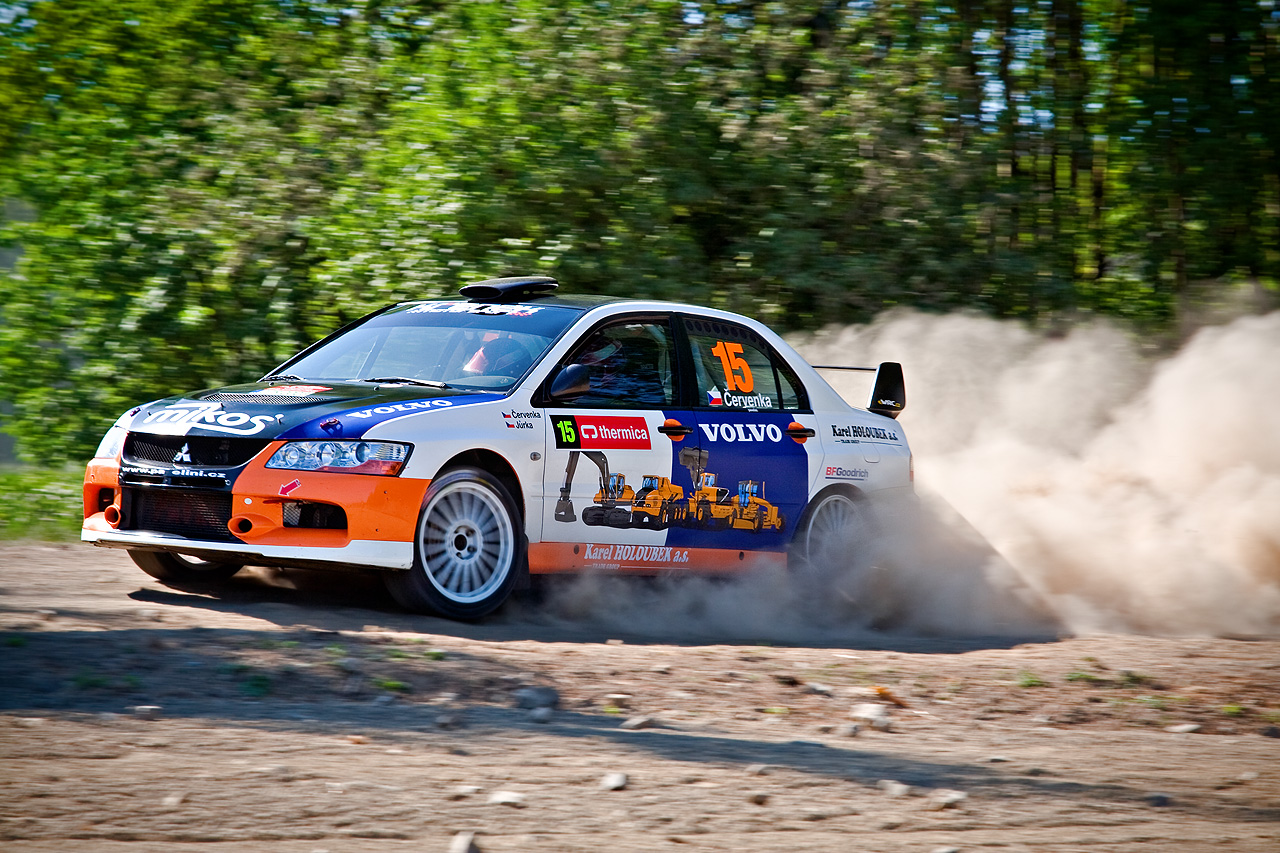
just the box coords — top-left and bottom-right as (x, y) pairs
(172, 443), (193, 464)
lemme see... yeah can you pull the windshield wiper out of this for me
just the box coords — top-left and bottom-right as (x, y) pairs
(261, 373), (304, 382)
(360, 376), (451, 389)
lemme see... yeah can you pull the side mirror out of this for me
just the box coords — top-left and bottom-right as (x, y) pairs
(547, 363), (590, 401)
(867, 361), (905, 419)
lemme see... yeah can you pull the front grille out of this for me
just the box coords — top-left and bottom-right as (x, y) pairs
(125, 489), (235, 541)
(125, 433), (271, 468)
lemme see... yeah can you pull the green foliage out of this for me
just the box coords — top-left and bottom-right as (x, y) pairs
(2, 1), (1277, 461)
(1017, 670), (1047, 688)
(0, 467), (85, 540)
(375, 678), (410, 693)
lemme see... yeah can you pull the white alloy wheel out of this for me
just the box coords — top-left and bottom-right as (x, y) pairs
(385, 467), (524, 619)
(796, 491), (873, 574)
(419, 479), (516, 605)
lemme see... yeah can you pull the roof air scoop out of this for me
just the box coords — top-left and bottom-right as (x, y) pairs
(459, 276), (558, 302)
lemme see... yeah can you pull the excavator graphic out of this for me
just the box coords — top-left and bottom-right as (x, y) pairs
(553, 446), (785, 534)
(553, 451), (635, 528)
(677, 447), (785, 533)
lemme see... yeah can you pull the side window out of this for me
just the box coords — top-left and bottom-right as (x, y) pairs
(682, 317), (807, 412)
(557, 318), (675, 408)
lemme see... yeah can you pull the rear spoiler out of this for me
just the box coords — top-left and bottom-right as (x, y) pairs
(811, 362), (905, 420)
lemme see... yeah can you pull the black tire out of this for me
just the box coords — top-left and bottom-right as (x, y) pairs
(128, 550), (244, 584)
(384, 467), (524, 620)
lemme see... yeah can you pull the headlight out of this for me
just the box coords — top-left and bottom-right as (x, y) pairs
(93, 425), (127, 460)
(265, 441), (410, 476)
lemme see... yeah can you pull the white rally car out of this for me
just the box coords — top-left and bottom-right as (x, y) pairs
(83, 277), (912, 618)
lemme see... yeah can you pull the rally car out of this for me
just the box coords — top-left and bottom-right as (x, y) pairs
(83, 276), (913, 619)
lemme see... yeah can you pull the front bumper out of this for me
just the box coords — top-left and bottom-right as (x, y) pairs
(82, 445), (429, 571)
(81, 520), (414, 570)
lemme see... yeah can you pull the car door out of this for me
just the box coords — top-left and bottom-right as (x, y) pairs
(537, 314), (702, 571)
(663, 314), (818, 563)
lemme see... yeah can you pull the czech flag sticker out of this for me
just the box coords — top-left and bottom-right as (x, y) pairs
(707, 386), (724, 406)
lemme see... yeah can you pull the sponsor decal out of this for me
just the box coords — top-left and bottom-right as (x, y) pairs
(406, 301), (543, 317)
(248, 385), (331, 396)
(697, 422), (784, 443)
(826, 465), (870, 481)
(141, 401), (277, 436)
(279, 393), (503, 441)
(502, 410), (542, 430)
(722, 391), (773, 409)
(346, 399), (455, 419)
(581, 543), (691, 569)
(552, 415), (651, 450)
(710, 340), (754, 392)
(830, 423), (900, 443)
(279, 478), (302, 497)
(121, 463), (228, 483)
(876, 398), (901, 408)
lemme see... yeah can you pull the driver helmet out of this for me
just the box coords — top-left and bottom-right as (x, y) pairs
(462, 335), (532, 378)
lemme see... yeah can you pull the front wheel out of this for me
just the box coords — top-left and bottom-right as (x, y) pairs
(384, 467), (524, 620)
(128, 550), (244, 584)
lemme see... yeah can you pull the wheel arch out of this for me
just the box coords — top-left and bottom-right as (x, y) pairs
(432, 449), (525, 522)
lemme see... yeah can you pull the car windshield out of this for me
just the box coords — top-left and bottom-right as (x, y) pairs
(276, 301), (582, 391)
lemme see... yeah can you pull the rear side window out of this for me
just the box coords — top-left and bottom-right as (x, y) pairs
(681, 317), (806, 411)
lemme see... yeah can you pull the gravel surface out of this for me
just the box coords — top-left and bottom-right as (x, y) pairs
(2, 542), (1278, 852)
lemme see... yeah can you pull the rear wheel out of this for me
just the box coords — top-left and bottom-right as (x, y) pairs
(128, 550), (244, 584)
(385, 467), (524, 620)
(791, 491), (874, 574)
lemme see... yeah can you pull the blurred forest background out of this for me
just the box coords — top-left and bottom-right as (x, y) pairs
(1, 0), (1277, 462)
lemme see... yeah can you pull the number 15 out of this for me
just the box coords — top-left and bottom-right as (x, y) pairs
(710, 340), (753, 393)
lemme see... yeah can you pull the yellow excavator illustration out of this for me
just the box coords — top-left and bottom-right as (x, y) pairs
(677, 447), (785, 533)
(630, 475), (686, 530)
(554, 450), (635, 528)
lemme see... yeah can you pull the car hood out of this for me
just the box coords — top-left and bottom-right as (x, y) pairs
(126, 382), (505, 442)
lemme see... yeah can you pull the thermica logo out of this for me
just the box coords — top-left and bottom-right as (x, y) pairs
(552, 415), (651, 449)
(698, 422), (784, 443)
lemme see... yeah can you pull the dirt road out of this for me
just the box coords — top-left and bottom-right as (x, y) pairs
(2, 542), (1278, 852)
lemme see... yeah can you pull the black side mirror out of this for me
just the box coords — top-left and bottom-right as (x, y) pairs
(867, 361), (905, 419)
(547, 363), (590, 401)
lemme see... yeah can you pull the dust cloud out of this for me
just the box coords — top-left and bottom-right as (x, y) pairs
(527, 310), (1280, 641)
(798, 309), (1280, 638)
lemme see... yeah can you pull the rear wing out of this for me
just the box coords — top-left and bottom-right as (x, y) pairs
(811, 361), (905, 420)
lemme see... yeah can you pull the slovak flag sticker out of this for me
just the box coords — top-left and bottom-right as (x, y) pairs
(707, 386), (724, 406)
